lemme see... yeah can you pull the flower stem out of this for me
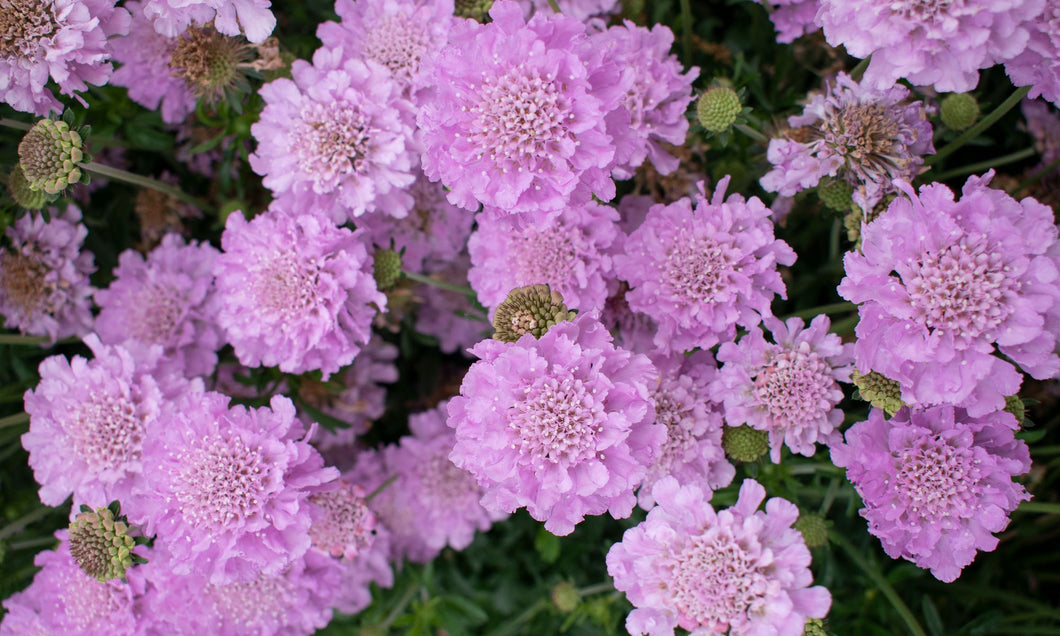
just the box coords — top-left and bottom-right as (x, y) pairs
(8, 536), (58, 551)
(79, 161), (209, 211)
(0, 333), (51, 345)
(487, 598), (549, 636)
(927, 85), (1032, 166)
(735, 123), (769, 145)
(377, 582), (420, 632)
(0, 118), (32, 132)
(850, 56), (871, 81)
(679, 0), (693, 62)
(933, 147), (1037, 181)
(830, 533), (928, 636)
(366, 474), (399, 503)
(1017, 501), (1060, 514)
(0, 504), (57, 541)
(0, 412), (29, 429)
(403, 271), (479, 299)
(786, 302), (856, 320)
(577, 582), (614, 596)
(1015, 155), (1060, 195)
(547, 0), (560, 11)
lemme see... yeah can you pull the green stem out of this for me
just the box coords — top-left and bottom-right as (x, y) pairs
(487, 598), (549, 636)
(0, 412), (29, 429)
(378, 583), (420, 632)
(1015, 155), (1060, 195)
(734, 123), (769, 145)
(818, 477), (841, 516)
(0, 118), (32, 132)
(932, 147), (1037, 181)
(0, 333), (50, 345)
(928, 85), (1032, 166)
(679, 0), (693, 63)
(786, 463), (845, 477)
(79, 162), (209, 211)
(0, 505), (57, 541)
(367, 474), (399, 503)
(786, 302), (856, 320)
(8, 536), (58, 551)
(1017, 501), (1060, 514)
(546, 0), (560, 11)
(577, 582), (614, 597)
(1032, 445), (1060, 457)
(829, 314), (859, 336)
(403, 271), (478, 299)
(831, 533), (928, 636)
(850, 57), (871, 81)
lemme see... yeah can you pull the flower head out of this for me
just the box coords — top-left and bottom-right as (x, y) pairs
(68, 505), (139, 582)
(714, 315), (854, 462)
(448, 312), (664, 535)
(838, 173), (1060, 415)
(213, 202), (385, 378)
(137, 0), (275, 43)
(614, 177), (796, 354)
(1005, 5), (1060, 106)
(832, 406), (1031, 582)
(607, 477), (831, 636)
(250, 46), (418, 224)
(18, 119), (85, 194)
(760, 0), (820, 43)
(418, 0), (619, 216)
(0, 204), (94, 341)
(492, 284), (576, 343)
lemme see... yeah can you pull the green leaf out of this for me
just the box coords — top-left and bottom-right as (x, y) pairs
(922, 596), (945, 636)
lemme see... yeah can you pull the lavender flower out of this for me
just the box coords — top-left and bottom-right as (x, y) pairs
(613, 177), (796, 355)
(714, 315), (854, 462)
(137, 0), (275, 43)
(1005, 6), (1060, 106)
(447, 312), (664, 535)
(517, 0), (618, 24)
(414, 255), (490, 355)
(469, 201), (619, 314)
(0, 0), (130, 115)
(95, 234), (222, 379)
(135, 392), (338, 584)
(838, 174), (1060, 415)
(607, 478), (832, 635)
(250, 46), (418, 224)
(760, 72), (933, 212)
(213, 203), (385, 379)
(418, 0), (620, 216)
(0, 204), (94, 342)
(817, 0), (1044, 92)
(1022, 99), (1060, 169)
(760, 0), (819, 43)
(637, 351), (734, 510)
(832, 406), (1031, 582)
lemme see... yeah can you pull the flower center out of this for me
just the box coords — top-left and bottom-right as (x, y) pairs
(66, 389), (146, 473)
(175, 434), (269, 529)
(752, 345), (834, 428)
(904, 236), (1015, 341)
(309, 485), (376, 559)
(511, 226), (577, 288)
(825, 104), (901, 175)
(362, 14), (430, 83)
(471, 64), (574, 168)
(509, 372), (603, 465)
(651, 387), (697, 471)
(0, 0), (57, 60)
(413, 452), (478, 509)
(250, 250), (321, 319)
(0, 249), (51, 317)
(208, 574), (293, 627)
(295, 101), (370, 192)
(168, 24), (247, 102)
(58, 564), (128, 632)
(892, 433), (980, 521)
(668, 529), (767, 628)
(125, 281), (183, 345)
(663, 233), (736, 303)
(890, 0), (958, 22)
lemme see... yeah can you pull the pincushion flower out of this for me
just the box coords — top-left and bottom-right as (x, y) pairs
(613, 177), (796, 355)
(135, 392), (338, 584)
(414, 255), (490, 355)
(137, 0), (275, 42)
(1005, 6), (1060, 106)
(759, 0), (819, 43)
(0, 204), (94, 342)
(1022, 99), (1060, 168)
(22, 335), (163, 508)
(0, 0), (130, 115)
(817, 0), (1044, 93)
(831, 406), (1031, 582)
(760, 72), (933, 212)
(447, 312), (664, 535)
(95, 234), (222, 379)
(0, 532), (138, 636)
(469, 201), (619, 314)
(837, 173), (1060, 415)
(213, 203), (385, 378)
(714, 315), (854, 463)
(418, 0), (620, 217)
(607, 477), (832, 636)
(250, 46), (418, 224)
(518, 0), (619, 24)
(316, 0), (454, 95)
(637, 351), (734, 510)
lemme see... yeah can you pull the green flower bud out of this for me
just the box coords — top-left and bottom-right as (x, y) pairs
(794, 514), (829, 549)
(817, 179), (854, 213)
(722, 425), (769, 463)
(550, 581), (581, 614)
(5, 165), (49, 210)
(454, 0), (493, 20)
(18, 119), (85, 195)
(68, 506), (138, 582)
(940, 93), (979, 131)
(1004, 394), (1025, 424)
(372, 248), (403, 290)
(697, 86), (742, 134)
(804, 617), (828, 636)
(493, 284), (575, 343)
(852, 370), (904, 416)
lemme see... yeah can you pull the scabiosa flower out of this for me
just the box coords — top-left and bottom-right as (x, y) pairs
(448, 312), (664, 535)
(138, 0), (275, 43)
(0, 204), (94, 342)
(355, 172), (473, 274)
(592, 22), (697, 180)
(317, 0), (454, 94)
(817, 0), (1043, 93)
(414, 255), (490, 355)
(213, 203), (385, 378)
(517, 0), (618, 24)
(418, 0), (619, 216)
(95, 234), (222, 379)
(0, 0), (130, 115)
(469, 201), (619, 314)
(714, 315), (854, 463)
(22, 335), (162, 508)
(837, 173), (1060, 415)
(607, 477), (831, 636)
(832, 406), (1031, 582)
(250, 46), (417, 224)
(760, 0), (819, 43)
(760, 72), (934, 212)
(637, 351), (733, 510)
(1022, 99), (1060, 168)
(0, 532), (138, 636)
(601, 284), (659, 355)
(613, 177), (796, 355)
(1006, 6), (1060, 106)
(135, 392), (338, 584)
